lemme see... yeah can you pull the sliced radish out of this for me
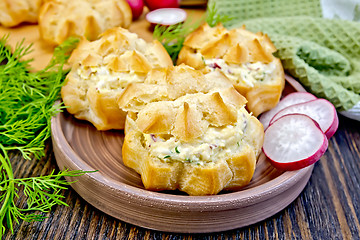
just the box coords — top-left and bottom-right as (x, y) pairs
(126, 0), (145, 20)
(260, 92), (317, 130)
(144, 0), (180, 11)
(270, 99), (339, 139)
(263, 114), (328, 171)
(146, 8), (187, 26)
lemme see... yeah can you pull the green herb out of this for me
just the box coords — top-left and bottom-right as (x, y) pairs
(185, 158), (192, 163)
(164, 155), (171, 159)
(153, 18), (202, 63)
(206, 2), (233, 27)
(354, 4), (360, 22)
(175, 146), (180, 154)
(152, 2), (231, 63)
(0, 36), (90, 238)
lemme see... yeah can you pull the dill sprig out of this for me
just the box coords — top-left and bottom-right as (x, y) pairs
(0, 36), (92, 238)
(153, 17), (203, 64)
(206, 1), (233, 27)
(153, 2), (232, 63)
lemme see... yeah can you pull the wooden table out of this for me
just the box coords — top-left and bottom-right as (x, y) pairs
(2, 8), (360, 240)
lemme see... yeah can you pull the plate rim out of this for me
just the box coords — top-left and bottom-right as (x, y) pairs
(50, 75), (314, 232)
(51, 112), (313, 211)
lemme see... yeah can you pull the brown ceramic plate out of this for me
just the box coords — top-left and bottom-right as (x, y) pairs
(51, 75), (313, 233)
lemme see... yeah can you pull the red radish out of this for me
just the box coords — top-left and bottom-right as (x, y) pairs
(144, 0), (179, 10)
(260, 92), (317, 130)
(263, 114), (328, 171)
(270, 99), (339, 139)
(126, 0), (145, 20)
(146, 8), (187, 26)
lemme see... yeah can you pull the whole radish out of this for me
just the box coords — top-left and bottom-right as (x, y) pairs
(144, 0), (180, 10)
(126, 0), (145, 20)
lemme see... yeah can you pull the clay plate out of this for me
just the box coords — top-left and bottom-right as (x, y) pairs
(51, 75), (313, 233)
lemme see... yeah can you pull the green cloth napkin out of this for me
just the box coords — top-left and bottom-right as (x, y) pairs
(208, 0), (360, 120)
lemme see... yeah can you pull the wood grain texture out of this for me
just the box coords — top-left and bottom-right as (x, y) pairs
(1, 7), (360, 240)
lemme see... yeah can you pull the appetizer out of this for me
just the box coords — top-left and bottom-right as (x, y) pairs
(39, 0), (132, 45)
(61, 27), (172, 130)
(0, 0), (43, 27)
(121, 65), (264, 195)
(177, 23), (285, 117)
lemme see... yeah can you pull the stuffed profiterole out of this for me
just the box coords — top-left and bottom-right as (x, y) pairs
(39, 0), (132, 45)
(121, 65), (264, 196)
(177, 23), (285, 117)
(61, 27), (173, 130)
(0, 0), (43, 27)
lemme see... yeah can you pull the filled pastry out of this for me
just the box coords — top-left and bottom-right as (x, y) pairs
(177, 23), (285, 117)
(120, 65), (264, 195)
(39, 0), (132, 45)
(123, 88), (264, 195)
(0, 0), (43, 27)
(61, 27), (173, 130)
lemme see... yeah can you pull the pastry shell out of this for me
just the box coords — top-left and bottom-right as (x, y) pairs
(38, 0), (132, 45)
(120, 65), (264, 195)
(122, 89), (264, 196)
(177, 23), (285, 117)
(61, 27), (173, 130)
(118, 64), (235, 114)
(0, 0), (43, 27)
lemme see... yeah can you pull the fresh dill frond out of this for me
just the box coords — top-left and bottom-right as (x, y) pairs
(153, 17), (203, 63)
(354, 4), (360, 22)
(206, 1), (233, 27)
(0, 150), (90, 234)
(153, 2), (232, 63)
(0, 36), (89, 238)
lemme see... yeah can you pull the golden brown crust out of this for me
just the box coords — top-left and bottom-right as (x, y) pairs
(0, 0), (43, 27)
(118, 64), (235, 113)
(183, 23), (227, 49)
(38, 0), (132, 45)
(200, 32), (232, 59)
(223, 145), (256, 191)
(172, 101), (208, 141)
(241, 59), (285, 117)
(122, 124), (183, 191)
(179, 160), (233, 195)
(177, 23), (285, 117)
(61, 27), (172, 130)
(118, 65), (263, 195)
(136, 102), (177, 134)
(122, 88), (264, 196)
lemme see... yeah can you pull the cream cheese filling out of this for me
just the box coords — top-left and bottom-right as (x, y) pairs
(77, 65), (146, 91)
(144, 109), (249, 165)
(204, 58), (277, 87)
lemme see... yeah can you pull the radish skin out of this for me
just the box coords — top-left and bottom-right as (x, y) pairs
(270, 99), (339, 139)
(126, 0), (145, 20)
(144, 0), (179, 10)
(263, 114), (328, 171)
(260, 92), (317, 130)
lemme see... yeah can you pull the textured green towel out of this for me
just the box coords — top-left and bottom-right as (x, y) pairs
(236, 17), (360, 111)
(211, 0), (322, 24)
(208, 0), (360, 115)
